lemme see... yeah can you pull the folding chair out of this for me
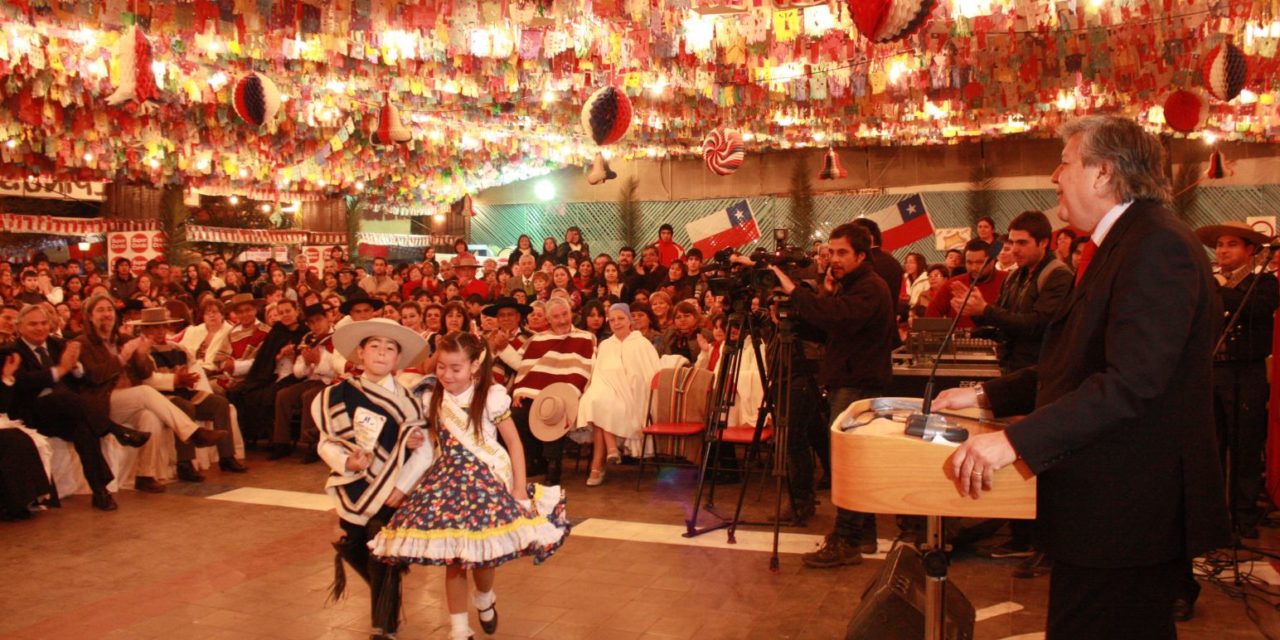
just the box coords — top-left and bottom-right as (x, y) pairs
(636, 366), (714, 489)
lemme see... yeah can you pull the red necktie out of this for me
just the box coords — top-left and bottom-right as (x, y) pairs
(1074, 240), (1097, 286)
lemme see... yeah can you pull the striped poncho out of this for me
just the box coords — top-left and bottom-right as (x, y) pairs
(499, 328), (596, 403)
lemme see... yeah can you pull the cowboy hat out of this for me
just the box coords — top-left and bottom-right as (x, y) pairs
(302, 303), (329, 320)
(332, 318), (427, 371)
(482, 296), (533, 318)
(226, 293), (265, 310)
(452, 254), (481, 269)
(1195, 221), (1270, 248)
(529, 383), (580, 442)
(339, 296), (386, 315)
(127, 307), (181, 327)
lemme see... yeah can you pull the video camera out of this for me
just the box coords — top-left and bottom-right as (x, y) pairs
(702, 228), (812, 312)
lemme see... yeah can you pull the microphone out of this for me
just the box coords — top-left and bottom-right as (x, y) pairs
(909, 239), (1003, 440)
(905, 413), (970, 443)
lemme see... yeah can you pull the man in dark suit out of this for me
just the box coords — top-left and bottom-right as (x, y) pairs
(11, 305), (149, 511)
(934, 116), (1230, 638)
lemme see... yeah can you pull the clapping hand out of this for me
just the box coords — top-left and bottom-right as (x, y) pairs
(174, 368), (200, 389)
(59, 341), (82, 371)
(950, 282), (987, 316)
(3, 352), (19, 379)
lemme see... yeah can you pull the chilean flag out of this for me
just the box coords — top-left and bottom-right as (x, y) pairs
(685, 200), (762, 256)
(863, 193), (935, 252)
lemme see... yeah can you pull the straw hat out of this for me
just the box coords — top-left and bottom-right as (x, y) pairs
(529, 383), (580, 442)
(1195, 221), (1270, 248)
(226, 293), (265, 310)
(126, 307), (182, 327)
(453, 254), (480, 270)
(332, 318), (427, 371)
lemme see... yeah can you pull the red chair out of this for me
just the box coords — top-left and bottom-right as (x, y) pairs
(636, 367), (714, 489)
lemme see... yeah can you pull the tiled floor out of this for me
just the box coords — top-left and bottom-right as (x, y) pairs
(0, 452), (1276, 639)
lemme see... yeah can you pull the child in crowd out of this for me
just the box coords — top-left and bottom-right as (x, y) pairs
(315, 318), (434, 640)
(371, 331), (569, 640)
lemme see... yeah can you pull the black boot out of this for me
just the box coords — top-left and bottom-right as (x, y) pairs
(109, 423), (151, 448)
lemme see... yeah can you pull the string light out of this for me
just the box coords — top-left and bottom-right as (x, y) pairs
(228, 195), (240, 205)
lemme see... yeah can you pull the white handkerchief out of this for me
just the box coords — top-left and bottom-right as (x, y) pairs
(352, 408), (387, 452)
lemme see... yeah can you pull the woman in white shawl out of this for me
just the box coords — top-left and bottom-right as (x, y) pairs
(174, 299), (232, 384)
(578, 303), (660, 487)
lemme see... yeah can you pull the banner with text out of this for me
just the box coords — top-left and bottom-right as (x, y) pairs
(107, 230), (166, 275)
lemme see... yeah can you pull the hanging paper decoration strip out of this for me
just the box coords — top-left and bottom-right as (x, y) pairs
(1202, 43), (1248, 102)
(0, 213), (160, 236)
(848, 0), (937, 43)
(703, 128), (746, 176)
(580, 86), (633, 146)
(233, 73), (282, 126)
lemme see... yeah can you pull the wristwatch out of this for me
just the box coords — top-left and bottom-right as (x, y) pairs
(974, 383), (991, 409)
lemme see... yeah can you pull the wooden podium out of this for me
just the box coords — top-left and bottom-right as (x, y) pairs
(830, 397), (1036, 519)
(830, 397), (1036, 640)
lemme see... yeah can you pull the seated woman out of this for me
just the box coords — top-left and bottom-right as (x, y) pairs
(648, 291), (674, 330)
(0, 351), (56, 521)
(629, 303), (663, 352)
(658, 300), (703, 364)
(578, 304), (661, 486)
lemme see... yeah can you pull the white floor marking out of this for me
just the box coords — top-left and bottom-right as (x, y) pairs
(975, 601), (1024, 621)
(207, 487), (333, 512)
(573, 517), (902, 555)
(997, 634), (1044, 640)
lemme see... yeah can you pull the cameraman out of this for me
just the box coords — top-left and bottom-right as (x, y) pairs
(768, 223), (897, 567)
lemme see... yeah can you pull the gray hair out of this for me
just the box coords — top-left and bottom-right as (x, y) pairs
(544, 297), (572, 316)
(1059, 116), (1170, 204)
(16, 304), (49, 323)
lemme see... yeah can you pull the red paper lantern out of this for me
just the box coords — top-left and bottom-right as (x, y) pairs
(848, 0), (937, 43)
(1162, 90), (1205, 134)
(1202, 42), (1248, 102)
(233, 73), (281, 127)
(580, 86), (633, 146)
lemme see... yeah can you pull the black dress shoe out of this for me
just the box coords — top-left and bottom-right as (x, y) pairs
(92, 491), (118, 511)
(1013, 550), (1053, 578)
(1173, 595), (1195, 622)
(135, 476), (166, 493)
(267, 443), (293, 461)
(110, 424), (151, 448)
(219, 458), (248, 473)
(177, 461), (205, 483)
(478, 603), (498, 634)
(300, 451), (321, 464)
(186, 428), (228, 448)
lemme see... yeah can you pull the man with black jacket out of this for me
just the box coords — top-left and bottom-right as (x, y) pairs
(768, 223), (896, 567)
(1196, 221), (1279, 543)
(955, 209), (1072, 569)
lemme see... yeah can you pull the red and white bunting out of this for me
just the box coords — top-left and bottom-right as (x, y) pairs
(1, 213), (160, 237)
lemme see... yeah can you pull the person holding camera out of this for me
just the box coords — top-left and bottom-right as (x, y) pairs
(767, 223), (896, 567)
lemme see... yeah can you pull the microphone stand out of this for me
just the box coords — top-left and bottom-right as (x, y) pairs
(911, 246), (1000, 640)
(1209, 246), (1280, 588)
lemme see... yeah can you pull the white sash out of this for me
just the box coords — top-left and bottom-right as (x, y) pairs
(439, 393), (514, 492)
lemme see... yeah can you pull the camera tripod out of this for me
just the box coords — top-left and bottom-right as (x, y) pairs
(683, 299), (802, 571)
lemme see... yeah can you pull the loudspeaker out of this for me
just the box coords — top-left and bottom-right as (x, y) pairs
(846, 546), (976, 640)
